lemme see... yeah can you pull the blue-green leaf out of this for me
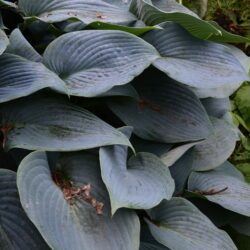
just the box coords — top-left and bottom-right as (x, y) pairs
(0, 94), (133, 151)
(146, 198), (237, 250)
(108, 68), (212, 143)
(18, 0), (137, 25)
(140, 223), (170, 250)
(6, 29), (42, 62)
(201, 97), (230, 118)
(43, 30), (158, 97)
(0, 29), (8, 55)
(0, 53), (65, 103)
(188, 162), (250, 216)
(131, 134), (172, 156)
(99, 127), (174, 214)
(143, 23), (249, 98)
(17, 151), (140, 250)
(169, 149), (194, 194)
(0, 169), (49, 249)
(192, 117), (238, 171)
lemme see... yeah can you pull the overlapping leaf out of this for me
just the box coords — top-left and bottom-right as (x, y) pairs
(230, 215), (250, 237)
(6, 29), (42, 62)
(208, 20), (250, 43)
(132, 136), (196, 194)
(142, 23), (249, 98)
(188, 162), (250, 216)
(129, 0), (216, 39)
(18, 0), (137, 25)
(0, 29), (8, 55)
(101, 84), (139, 98)
(201, 97), (230, 118)
(99, 127), (174, 214)
(169, 149), (194, 194)
(108, 68), (212, 143)
(0, 0), (17, 9)
(0, 169), (49, 249)
(0, 94), (132, 151)
(160, 142), (197, 167)
(146, 197), (236, 250)
(130, 0), (250, 42)
(177, 198), (250, 250)
(225, 44), (250, 73)
(0, 53), (66, 103)
(86, 21), (157, 36)
(192, 117), (238, 171)
(17, 151), (140, 250)
(43, 30), (158, 97)
(131, 135), (172, 158)
(140, 223), (170, 250)
(1, 29), (160, 101)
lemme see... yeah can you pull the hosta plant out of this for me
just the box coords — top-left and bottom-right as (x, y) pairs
(0, 0), (250, 249)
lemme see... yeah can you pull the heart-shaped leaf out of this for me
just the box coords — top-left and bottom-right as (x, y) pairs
(17, 151), (140, 250)
(99, 127), (175, 214)
(0, 169), (49, 249)
(143, 23), (249, 98)
(188, 162), (250, 217)
(132, 137), (197, 194)
(43, 30), (158, 97)
(18, 0), (137, 25)
(146, 197), (237, 250)
(0, 53), (66, 103)
(0, 94), (133, 151)
(192, 117), (238, 171)
(108, 68), (212, 143)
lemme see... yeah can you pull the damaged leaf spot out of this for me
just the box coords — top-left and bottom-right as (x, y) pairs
(52, 171), (104, 215)
(0, 124), (14, 149)
(49, 125), (72, 138)
(138, 99), (162, 113)
(67, 12), (78, 16)
(193, 187), (228, 196)
(95, 12), (107, 19)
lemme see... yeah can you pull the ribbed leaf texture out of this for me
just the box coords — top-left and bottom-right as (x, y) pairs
(0, 169), (49, 249)
(17, 151), (140, 250)
(0, 0), (249, 249)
